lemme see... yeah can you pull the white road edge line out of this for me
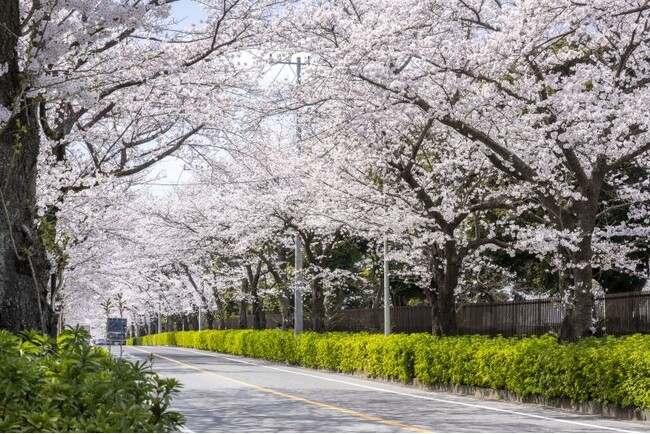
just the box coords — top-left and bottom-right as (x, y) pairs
(143, 346), (639, 433)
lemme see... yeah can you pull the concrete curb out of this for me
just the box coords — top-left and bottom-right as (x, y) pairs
(410, 380), (650, 422)
(337, 371), (650, 422)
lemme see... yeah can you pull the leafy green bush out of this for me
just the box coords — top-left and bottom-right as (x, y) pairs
(1, 327), (184, 432)
(128, 330), (650, 410)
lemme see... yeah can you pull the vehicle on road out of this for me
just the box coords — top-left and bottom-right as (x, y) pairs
(106, 318), (127, 345)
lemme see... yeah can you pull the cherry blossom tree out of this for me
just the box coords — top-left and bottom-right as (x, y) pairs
(274, 0), (650, 341)
(1, 0), (277, 333)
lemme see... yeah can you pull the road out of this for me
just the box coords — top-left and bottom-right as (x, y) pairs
(119, 345), (649, 433)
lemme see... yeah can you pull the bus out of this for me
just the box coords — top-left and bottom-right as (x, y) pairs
(106, 318), (127, 345)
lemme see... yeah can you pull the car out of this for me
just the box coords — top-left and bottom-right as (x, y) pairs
(93, 338), (107, 345)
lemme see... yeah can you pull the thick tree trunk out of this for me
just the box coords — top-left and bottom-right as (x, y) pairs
(430, 280), (458, 336)
(311, 277), (326, 333)
(558, 183), (601, 342)
(435, 278), (459, 336)
(559, 236), (596, 342)
(429, 242), (459, 336)
(0, 1), (53, 334)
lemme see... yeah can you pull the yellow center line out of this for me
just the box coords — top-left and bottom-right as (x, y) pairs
(129, 346), (431, 433)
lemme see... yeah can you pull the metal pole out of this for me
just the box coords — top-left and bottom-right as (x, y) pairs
(384, 236), (390, 336)
(199, 257), (205, 331)
(294, 56), (304, 335)
(295, 232), (304, 334)
(157, 304), (162, 334)
(296, 56), (301, 84)
(273, 55), (308, 335)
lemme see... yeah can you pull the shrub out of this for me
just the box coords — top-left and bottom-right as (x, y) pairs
(128, 330), (650, 410)
(1, 327), (184, 432)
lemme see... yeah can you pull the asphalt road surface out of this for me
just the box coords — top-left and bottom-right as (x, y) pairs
(119, 345), (649, 433)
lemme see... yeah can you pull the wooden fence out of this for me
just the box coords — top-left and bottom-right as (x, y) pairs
(144, 291), (650, 337)
(325, 292), (650, 336)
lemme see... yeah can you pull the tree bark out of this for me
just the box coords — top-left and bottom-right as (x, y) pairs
(213, 289), (226, 329)
(246, 263), (265, 330)
(0, 0), (53, 334)
(238, 278), (248, 329)
(426, 243), (459, 336)
(558, 179), (602, 342)
(263, 247), (292, 328)
(311, 277), (326, 332)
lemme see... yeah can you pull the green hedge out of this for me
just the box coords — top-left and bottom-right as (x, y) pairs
(1, 327), (184, 432)
(128, 330), (650, 410)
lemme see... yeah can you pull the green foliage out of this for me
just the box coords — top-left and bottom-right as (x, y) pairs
(129, 330), (650, 411)
(36, 215), (70, 271)
(12, 118), (27, 156)
(414, 334), (650, 410)
(0, 327), (184, 432)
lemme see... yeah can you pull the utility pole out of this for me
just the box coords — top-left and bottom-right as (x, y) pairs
(199, 257), (205, 331)
(384, 236), (390, 336)
(294, 232), (303, 334)
(274, 55), (309, 335)
(383, 183), (390, 336)
(114, 292), (127, 357)
(157, 302), (162, 334)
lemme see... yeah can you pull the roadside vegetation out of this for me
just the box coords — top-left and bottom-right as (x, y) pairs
(130, 330), (650, 411)
(0, 327), (184, 432)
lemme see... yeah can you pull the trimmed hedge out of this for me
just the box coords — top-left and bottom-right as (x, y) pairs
(128, 330), (650, 411)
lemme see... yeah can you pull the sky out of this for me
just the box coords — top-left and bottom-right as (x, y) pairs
(170, 0), (207, 29)
(146, 0), (207, 194)
(148, 1), (300, 196)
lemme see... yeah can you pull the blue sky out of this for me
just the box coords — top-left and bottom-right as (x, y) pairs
(170, 0), (207, 28)
(147, 1), (206, 193)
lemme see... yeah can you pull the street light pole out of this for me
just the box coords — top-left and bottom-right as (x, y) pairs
(294, 56), (304, 335)
(199, 257), (205, 331)
(383, 181), (390, 336)
(384, 236), (390, 336)
(157, 303), (162, 334)
(295, 232), (303, 334)
(275, 55), (308, 335)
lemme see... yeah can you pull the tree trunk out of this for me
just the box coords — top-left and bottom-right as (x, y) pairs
(251, 297), (263, 329)
(439, 265), (459, 336)
(559, 236), (596, 342)
(430, 242), (459, 336)
(311, 277), (326, 333)
(246, 263), (265, 330)
(558, 183), (601, 342)
(212, 288), (226, 329)
(0, 0), (53, 335)
(372, 282), (382, 309)
(238, 278), (249, 329)
(266, 257), (291, 328)
(280, 295), (291, 329)
(430, 282), (458, 336)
